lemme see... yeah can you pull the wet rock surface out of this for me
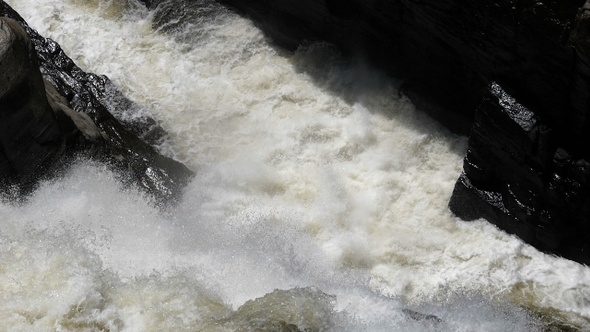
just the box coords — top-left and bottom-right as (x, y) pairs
(203, 0), (590, 263)
(449, 83), (590, 264)
(0, 2), (193, 203)
(447, 2), (590, 265)
(0, 17), (71, 192)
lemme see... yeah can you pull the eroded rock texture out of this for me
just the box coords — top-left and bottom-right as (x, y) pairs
(203, 0), (590, 263)
(0, 2), (193, 203)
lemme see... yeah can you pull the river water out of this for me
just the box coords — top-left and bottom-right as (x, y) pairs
(2, 0), (590, 330)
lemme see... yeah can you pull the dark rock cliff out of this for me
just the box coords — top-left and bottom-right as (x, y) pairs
(0, 17), (71, 192)
(0, 2), (193, 203)
(201, 0), (590, 264)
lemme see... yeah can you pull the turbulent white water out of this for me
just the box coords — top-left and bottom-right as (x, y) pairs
(2, 0), (590, 330)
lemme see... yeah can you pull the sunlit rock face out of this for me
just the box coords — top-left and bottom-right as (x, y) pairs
(0, 2), (193, 203)
(186, 0), (590, 264)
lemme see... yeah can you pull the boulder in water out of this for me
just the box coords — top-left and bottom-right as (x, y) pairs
(449, 82), (590, 265)
(0, 17), (74, 192)
(0, 3), (193, 203)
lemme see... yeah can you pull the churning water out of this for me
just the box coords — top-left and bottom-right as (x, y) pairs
(2, 0), (590, 330)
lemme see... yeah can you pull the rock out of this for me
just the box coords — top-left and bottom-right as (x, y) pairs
(44, 79), (103, 142)
(448, 1), (590, 265)
(0, 3), (193, 203)
(0, 17), (73, 192)
(449, 82), (590, 265)
(221, 287), (336, 331)
(402, 309), (443, 325)
(569, 1), (590, 151)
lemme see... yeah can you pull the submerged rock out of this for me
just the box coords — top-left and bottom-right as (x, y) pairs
(448, 2), (590, 265)
(216, 287), (337, 331)
(0, 2), (193, 203)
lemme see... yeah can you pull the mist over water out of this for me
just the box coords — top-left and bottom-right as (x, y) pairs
(2, 0), (590, 330)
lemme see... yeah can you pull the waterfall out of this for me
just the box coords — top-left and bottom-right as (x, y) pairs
(1, 0), (589, 330)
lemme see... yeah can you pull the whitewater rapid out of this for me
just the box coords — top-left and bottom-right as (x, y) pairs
(2, 0), (590, 330)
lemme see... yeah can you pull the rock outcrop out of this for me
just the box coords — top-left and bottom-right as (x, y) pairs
(0, 2), (193, 203)
(449, 82), (590, 264)
(448, 2), (590, 265)
(0, 17), (72, 192)
(203, 0), (590, 264)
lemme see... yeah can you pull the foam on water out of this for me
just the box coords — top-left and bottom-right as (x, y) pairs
(0, 161), (547, 331)
(3, 0), (590, 330)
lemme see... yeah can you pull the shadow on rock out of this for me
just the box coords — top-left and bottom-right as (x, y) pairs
(0, 2), (193, 205)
